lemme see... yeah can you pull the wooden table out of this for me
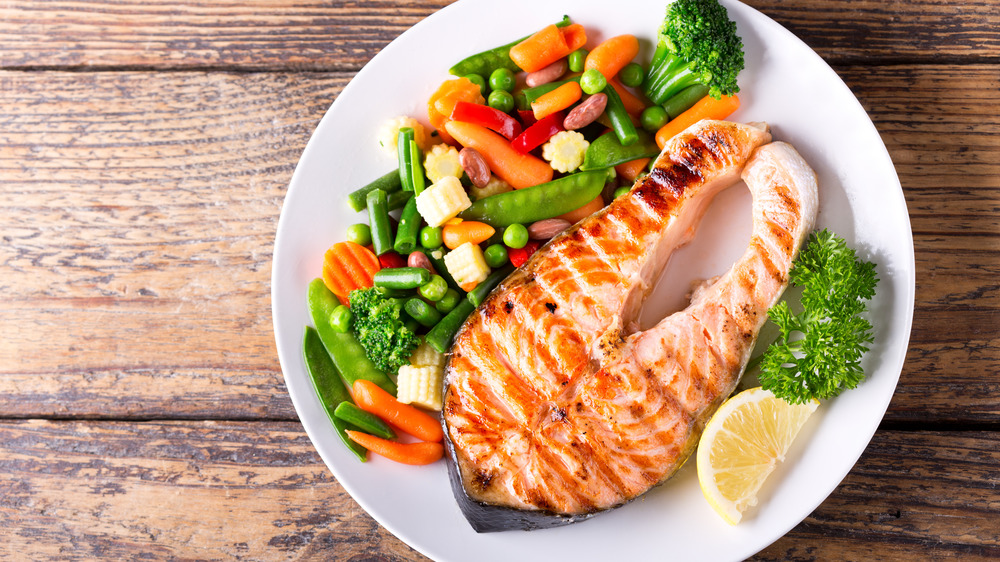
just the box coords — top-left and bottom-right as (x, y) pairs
(2, 1), (998, 559)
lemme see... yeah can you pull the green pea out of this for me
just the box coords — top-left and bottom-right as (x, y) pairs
(346, 223), (372, 247)
(618, 63), (644, 88)
(463, 73), (487, 94)
(418, 275), (448, 302)
(503, 223), (529, 249)
(489, 68), (516, 92)
(568, 49), (588, 73)
(640, 105), (669, 132)
(420, 226), (443, 249)
(614, 186), (630, 199)
(329, 305), (353, 333)
(435, 289), (461, 314)
(488, 90), (514, 113)
(580, 69), (607, 96)
(484, 244), (509, 268)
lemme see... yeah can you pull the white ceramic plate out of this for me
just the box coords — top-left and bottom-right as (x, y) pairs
(271, 0), (915, 559)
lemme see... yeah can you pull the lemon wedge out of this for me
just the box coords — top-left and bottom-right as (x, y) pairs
(697, 387), (818, 524)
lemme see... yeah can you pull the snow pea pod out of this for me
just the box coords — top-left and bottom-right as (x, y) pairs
(302, 326), (367, 462)
(449, 15), (571, 78)
(581, 130), (661, 171)
(307, 279), (397, 395)
(458, 170), (607, 227)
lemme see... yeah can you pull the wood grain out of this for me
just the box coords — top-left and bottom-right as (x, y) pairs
(0, 422), (995, 560)
(2, 0), (999, 70)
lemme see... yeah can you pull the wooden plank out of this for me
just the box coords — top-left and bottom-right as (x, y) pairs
(2, 67), (998, 423)
(0, 421), (995, 559)
(1, 0), (999, 70)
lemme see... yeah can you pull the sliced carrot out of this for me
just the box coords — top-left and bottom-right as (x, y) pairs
(609, 79), (647, 117)
(585, 34), (640, 81)
(655, 94), (741, 149)
(322, 241), (381, 304)
(352, 379), (444, 442)
(557, 193), (605, 223)
(615, 157), (650, 182)
(345, 430), (444, 465)
(509, 24), (587, 73)
(428, 77), (485, 145)
(443, 221), (496, 250)
(531, 81), (582, 120)
(444, 120), (553, 189)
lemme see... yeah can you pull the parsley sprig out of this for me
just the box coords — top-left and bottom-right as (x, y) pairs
(758, 229), (879, 404)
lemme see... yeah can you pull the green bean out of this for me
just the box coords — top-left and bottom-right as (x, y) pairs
(425, 298), (476, 353)
(366, 189), (393, 256)
(302, 326), (367, 462)
(602, 83), (638, 147)
(393, 197), (421, 254)
(662, 84), (710, 119)
(373, 267), (431, 290)
(386, 189), (413, 212)
(334, 402), (396, 440)
(448, 15), (571, 78)
(404, 298), (443, 328)
(397, 127), (416, 192)
(581, 130), (660, 171)
(409, 139), (425, 195)
(468, 265), (514, 307)
(307, 279), (396, 395)
(459, 170), (607, 227)
(435, 288), (461, 314)
(347, 169), (402, 212)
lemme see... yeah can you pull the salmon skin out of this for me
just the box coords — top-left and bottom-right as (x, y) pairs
(442, 120), (819, 532)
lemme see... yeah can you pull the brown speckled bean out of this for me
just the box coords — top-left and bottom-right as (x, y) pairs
(525, 60), (568, 88)
(528, 219), (572, 240)
(459, 148), (491, 188)
(563, 93), (608, 130)
(407, 251), (434, 273)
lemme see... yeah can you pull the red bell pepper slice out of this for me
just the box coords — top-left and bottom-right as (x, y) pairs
(509, 241), (541, 268)
(517, 109), (537, 128)
(511, 112), (564, 154)
(450, 101), (523, 141)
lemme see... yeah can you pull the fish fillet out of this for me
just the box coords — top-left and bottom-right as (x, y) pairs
(442, 120), (819, 531)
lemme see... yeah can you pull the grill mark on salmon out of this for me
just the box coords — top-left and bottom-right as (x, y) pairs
(443, 123), (819, 532)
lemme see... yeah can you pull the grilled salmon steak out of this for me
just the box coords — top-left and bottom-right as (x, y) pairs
(442, 120), (819, 531)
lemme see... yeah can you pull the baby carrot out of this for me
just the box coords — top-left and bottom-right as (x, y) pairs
(615, 157), (650, 182)
(655, 94), (741, 149)
(509, 24), (587, 73)
(531, 81), (582, 120)
(322, 241), (381, 305)
(557, 193), (605, 224)
(443, 221), (495, 250)
(352, 379), (444, 442)
(444, 120), (553, 189)
(345, 430), (444, 465)
(585, 34), (640, 81)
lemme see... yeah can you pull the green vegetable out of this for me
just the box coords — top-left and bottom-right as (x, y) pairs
(468, 265), (514, 307)
(435, 288), (461, 314)
(582, 130), (660, 171)
(387, 189), (413, 212)
(618, 62), (645, 88)
(405, 297), (443, 327)
(425, 298), (476, 353)
(302, 326), (367, 462)
(419, 275), (448, 302)
(373, 267), (431, 290)
(366, 189), (393, 256)
(662, 84), (710, 119)
(448, 15), (572, 77)
(503, 224), (529, 249)
(484, 244), (509, 268)
(346, 223), (372, 247)
(488, 90), (515, 113)
(518, 77), (581, 110)
(409, 139), (426, 194)
(580, 68), (607, 95)
(393, 197), (421, 254)
(459, 170), (607, 227)
(643, 0), (744, 104)
(397, 127), (416, 192)
(602, 83), (638, 147)
(334, 402), (396, 440)
(613, 186), (630, 199)
(568, 49), (588, 73)
(640, 105), (669, 132)
(757, 229), (879, 404)
(463, 73), (487, 94)
(307, 279), (397, 394)
(348, 286), (421, 375)
(330, 304), (353, 333)
(489, 68), (516, 92)
(427, 248), (464, 293)
(347, 169), (402, 212)
(420, 226), (443, 249)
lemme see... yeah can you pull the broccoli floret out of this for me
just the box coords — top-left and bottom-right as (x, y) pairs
(349, 287), (420, 374)
(643, 0), (744, 104)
